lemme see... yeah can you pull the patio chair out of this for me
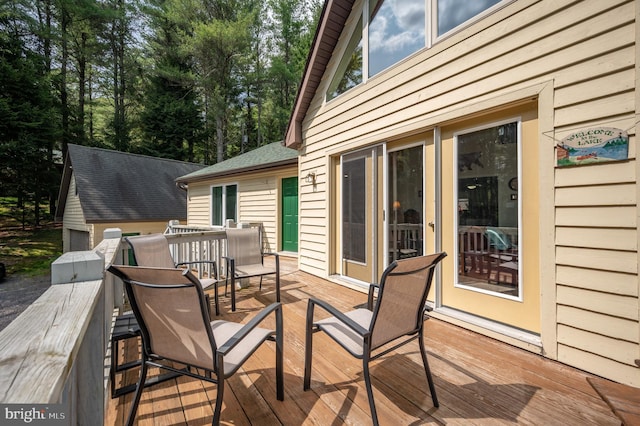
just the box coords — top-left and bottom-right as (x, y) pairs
(303, 252), (447, 426)
(126, 233), (220, 316)
(224, 227), (280, 312)
(107, 265), (284, 426)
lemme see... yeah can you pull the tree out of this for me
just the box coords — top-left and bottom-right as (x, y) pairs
(0, 13), (58, 227)
(139, 0), (203, 162)
(263, 0), (318, 143)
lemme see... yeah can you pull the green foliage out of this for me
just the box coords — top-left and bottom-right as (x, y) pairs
(0, 198), (62, 276)
(0, 18), (59, 226)
(0, 0), (322, 211)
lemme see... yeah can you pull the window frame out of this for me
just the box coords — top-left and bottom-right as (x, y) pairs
(453, 117), (523, 302)
(210, 183), (238, 227)
(325, 0), (513, 102)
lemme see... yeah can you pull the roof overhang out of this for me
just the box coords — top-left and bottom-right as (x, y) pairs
(284, 0), (355, 149)
(176, 158), (298, 185)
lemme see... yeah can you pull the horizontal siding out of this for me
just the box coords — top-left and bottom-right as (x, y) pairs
(556, 265), (637, 296)
(556, 247), (637, 274)
(558, 344), (640, 386)
(554, 69), (635, 109)
(238, 177), (278, 252)
(555, 183), (636, 206)
(557, 305), (637, 342)
(63, 176), (87, 230)
(556, 228), (637, 251)
(92, 222), (168, 248)
(557, 325), (637, 366)
(555, 206), (636, 228)
(298, 0), (638, 271)
(294, 0), (639, 386)
(187, 183), (211, 226)
(186, 167), (298, 253)
(557, 285), (638, 321)
(555, 160), (636, 186)
(304, 0), (634, 149)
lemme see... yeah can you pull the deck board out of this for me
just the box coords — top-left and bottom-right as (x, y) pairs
(106, 257), (620, 425)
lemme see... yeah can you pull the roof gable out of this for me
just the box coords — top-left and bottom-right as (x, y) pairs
(56, 144), (204, 223)
(285, 0), (355, 148)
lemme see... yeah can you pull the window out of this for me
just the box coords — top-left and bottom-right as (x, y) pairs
(327, 17), (363, 101)
(456, 121), (520, 298)
(437, 0), (502, 36)
(211, 184), (237, 226)
(327, 0), (508, 99)
(388, 145), (424, 264)
(368, 0), (425, 77)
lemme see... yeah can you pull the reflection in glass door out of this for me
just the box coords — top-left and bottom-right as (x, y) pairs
(457, 121), (520, 298)
(388, 145), (423, 265)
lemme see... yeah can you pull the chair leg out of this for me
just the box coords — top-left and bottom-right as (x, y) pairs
(230, 275), (236, 312)
(419, 331), (439, 407)
(214, 282), (220, 316)
(205, 294), (212, 319)
(126, 359), (149, 426)
(212, 377), (225, 426)
(303, 303), (314, 390)
(275, 257), (280, 302)
(363, 357), (379, 426)
(275, 304), (284, 401)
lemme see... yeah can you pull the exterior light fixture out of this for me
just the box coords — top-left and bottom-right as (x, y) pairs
(304, 172), (316, 185)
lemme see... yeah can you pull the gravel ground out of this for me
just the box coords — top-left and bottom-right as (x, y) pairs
(0, 272), (51, 332)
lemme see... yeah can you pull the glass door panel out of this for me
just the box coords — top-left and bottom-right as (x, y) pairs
(456, 122), (520, 298)
(388, 145), (424, 265)
(340, 147), (383, 283)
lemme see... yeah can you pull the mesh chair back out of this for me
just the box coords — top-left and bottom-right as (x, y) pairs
(109, 265), (216, 370)
(370, 253), (446, 350)
(226, 228), (262, 266)
(126, 234), (175, 267)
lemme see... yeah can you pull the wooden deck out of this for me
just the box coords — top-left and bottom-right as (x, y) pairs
(106, 257), (619, 425)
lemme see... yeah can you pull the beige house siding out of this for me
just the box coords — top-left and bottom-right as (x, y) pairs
(62, 175), (90, 252)
(186, 183), (211, 226)
(91, 222), (170, 248)
(186, 166), (298, 252)
(555, 161), (638, 384)
(295, 0), (639, 385)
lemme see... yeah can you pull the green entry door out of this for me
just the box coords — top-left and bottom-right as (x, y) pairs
(281, 177), (299, 252)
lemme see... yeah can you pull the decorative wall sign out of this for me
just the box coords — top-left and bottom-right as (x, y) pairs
(556, 127), (629, 167)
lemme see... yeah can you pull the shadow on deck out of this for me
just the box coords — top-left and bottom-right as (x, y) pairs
(106, 256), (618, 425)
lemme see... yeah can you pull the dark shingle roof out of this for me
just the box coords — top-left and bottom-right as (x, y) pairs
(176, 141), (298, 184)
(56, 144), (204, 223)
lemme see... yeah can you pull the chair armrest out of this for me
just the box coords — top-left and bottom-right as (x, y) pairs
(176, 260), (218, 279)
(308, 298), (370, 337)
(367, 283), (380, 310)
(177, 260), (217, 267)
(176, 260), (216, 268)
(217, 302), (282, 355)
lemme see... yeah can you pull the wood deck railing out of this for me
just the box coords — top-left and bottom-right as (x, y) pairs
(0, 229), (125, 424)
(0, 226), (237, 423)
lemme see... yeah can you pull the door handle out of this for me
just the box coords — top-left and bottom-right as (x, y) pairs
(428, 221), (435, 230)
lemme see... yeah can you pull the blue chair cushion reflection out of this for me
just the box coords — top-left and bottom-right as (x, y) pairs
(485, 227), (512, 251)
